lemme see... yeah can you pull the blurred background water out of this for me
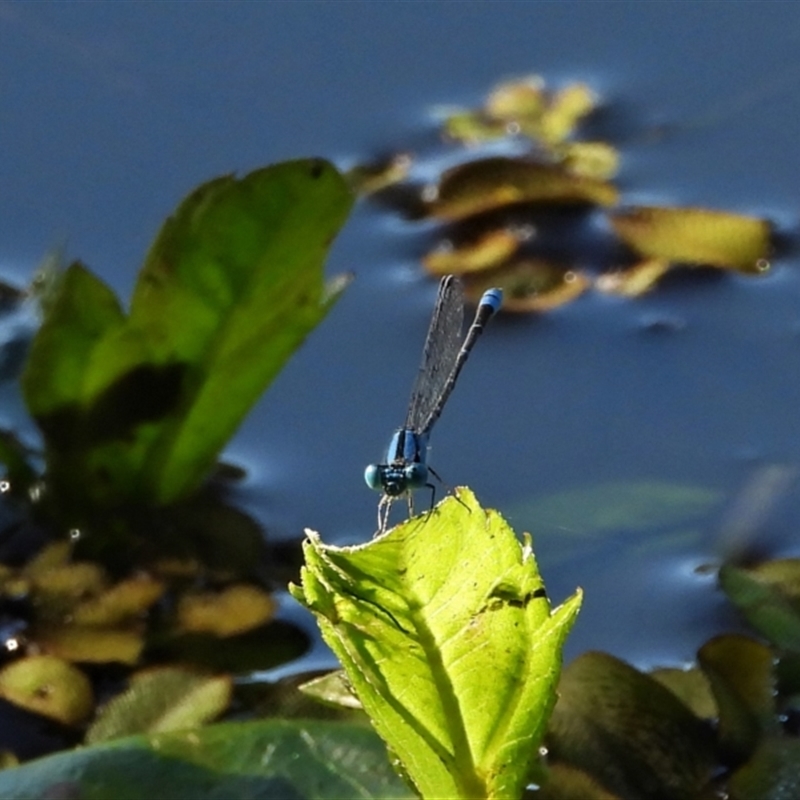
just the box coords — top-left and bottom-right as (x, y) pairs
(2, 0), (800, 668)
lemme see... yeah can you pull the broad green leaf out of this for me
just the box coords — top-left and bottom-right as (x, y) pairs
(86, 666), (231, 744)
(426, 156), (618, 221)
(130, 158), (353, 504)
(547, 652), (716, 800)
(0, 719), (414, 800)
(290, 488), (582, 800)
(697, 635), (778, 762)
(609, 206), (772, 273)
(0, 655), (93, 725)
(20, 160), (353, 510)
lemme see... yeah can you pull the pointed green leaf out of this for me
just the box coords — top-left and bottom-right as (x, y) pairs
(129, 159), (353, 504)
(290, 488), (582, 800)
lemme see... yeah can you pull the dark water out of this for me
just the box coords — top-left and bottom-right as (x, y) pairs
(3, 1), (800, 669)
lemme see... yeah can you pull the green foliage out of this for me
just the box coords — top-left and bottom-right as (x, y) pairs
(0, 720), (414, 800)
(20, 158), (353, 516)
(86, 667), (232, 744)
(291, 488), (582, 800)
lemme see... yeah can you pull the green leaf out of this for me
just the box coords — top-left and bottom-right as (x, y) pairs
(697, 634), (778, 762)
(719, 559), (800, 651)
(86, 666), (232, 744)
(609, 206), (772, 273)
(0, 719), (414, 800)
(130, 158), (353, 504)
(728, 737), (800, 800)
(426, 156), (618, 221)
(20, 160), (353, 510)
(0, 655), (93, 726)
(547, 652), (716, 800)
(290, 488), (582, 800)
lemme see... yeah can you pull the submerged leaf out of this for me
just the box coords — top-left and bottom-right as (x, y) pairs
(426, 157), (618, 221)
(0, 655), (92, 725)
(86, 666), (231, 744)
(291, 488), (581, 800)
(71, 575), (165, 626)
(609, 206), (772, 272)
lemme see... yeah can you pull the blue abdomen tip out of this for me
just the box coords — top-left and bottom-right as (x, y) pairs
(481, 287), (503, 312)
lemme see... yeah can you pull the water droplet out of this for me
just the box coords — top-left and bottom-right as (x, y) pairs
(69, 528), (82, 541)
(0, 480), (9, 493)
(756, 258), (771, 272)
(421, 184), (439, 203)
(4, 638), (19, 653)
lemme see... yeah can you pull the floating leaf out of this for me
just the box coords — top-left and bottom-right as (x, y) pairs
(177, 584), (276, 637)
(719, 559), (800, 651)
(538, 83), (597, 145)
(463, 259), (590, 312)
(346, 153), (413, 195)
(650, 666), (717, 721)
(71, 575), (165, 626)
(697, 634), (778, 762)
(440, 109), (509, 145)
(609, 206), (772, 272)
(291, 488), (582, 800)
(547, 652), (716, 799)
(485, 76), (546, 122)
(595, 258), (673, 297)
(426, 157), (618, 221)
(559, 141), (620, 181)
(0, 719), (414, 800)
(422, 229), (522, 276)
(0, 655), (92, 725)
(86, 666), (232, 744)
(35, 625), (144, 665)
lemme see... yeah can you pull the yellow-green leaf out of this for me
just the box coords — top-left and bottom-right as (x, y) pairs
(609, 206), (772, 272)
(177, 584), (276, 637)
(427, 157), (618, 221)
(0, 655), (92, 725)
(290, 488), (581, 800)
